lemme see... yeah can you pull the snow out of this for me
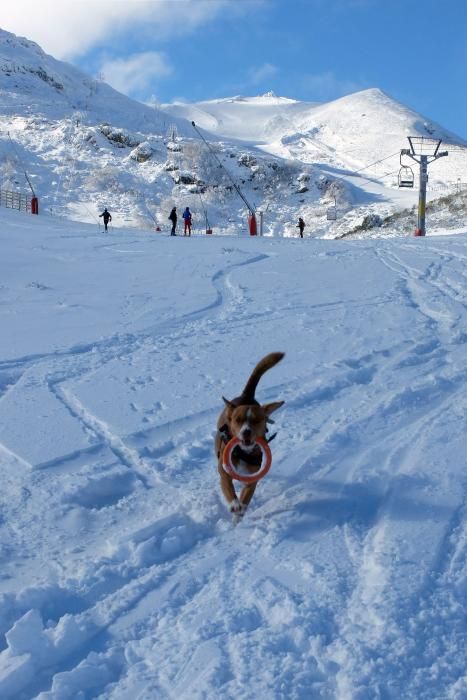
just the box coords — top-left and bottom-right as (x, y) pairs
(0, 205), (466, 699)
(161, 93), (311, 142)
(1, 24), (467, 698)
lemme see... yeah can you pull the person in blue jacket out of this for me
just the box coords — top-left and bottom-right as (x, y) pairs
(182, 207), (192, 236)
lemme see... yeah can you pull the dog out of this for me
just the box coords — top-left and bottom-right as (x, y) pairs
(215, 352), (285, 518)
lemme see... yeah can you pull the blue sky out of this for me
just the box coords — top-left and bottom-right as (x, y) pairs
(2, 0), (467, 138)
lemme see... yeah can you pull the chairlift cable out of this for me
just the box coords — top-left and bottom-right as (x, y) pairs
(7, 131), (36, 197)
(349, 151), (401, 176)
(51, 120), (75, 212)
(191, 121), (255, 215)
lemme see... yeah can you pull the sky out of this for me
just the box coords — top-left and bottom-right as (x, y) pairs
(1, 0), (467, 139)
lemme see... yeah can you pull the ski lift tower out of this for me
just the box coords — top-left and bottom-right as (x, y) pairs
(191, 121), (257, 235)
(166, 123), (182, 172)
(401, 136), (448, 236)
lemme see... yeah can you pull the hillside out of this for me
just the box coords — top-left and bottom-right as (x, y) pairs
(0, 207), (466, 698)
(0, 28), (187, 133)
(1, 27), (467, 237)
(163, 90), (467, 237)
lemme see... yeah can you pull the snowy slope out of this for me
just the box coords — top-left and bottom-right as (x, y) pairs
(0, 207), (466, 699)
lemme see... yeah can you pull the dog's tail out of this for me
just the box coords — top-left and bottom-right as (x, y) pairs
(239, 352), (285, 403)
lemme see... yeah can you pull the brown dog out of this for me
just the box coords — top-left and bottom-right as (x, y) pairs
(215, 352), (285, 518)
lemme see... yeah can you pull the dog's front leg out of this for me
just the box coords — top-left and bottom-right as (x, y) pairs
(239, 482), (257, 513)
(218, 466), (242, 512)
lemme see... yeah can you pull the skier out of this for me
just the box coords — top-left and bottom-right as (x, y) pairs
(182, 206), (192, 236)
(296, 217), (305, 238)
(168, 207), (177, 235)
(99, 208), (112, 232)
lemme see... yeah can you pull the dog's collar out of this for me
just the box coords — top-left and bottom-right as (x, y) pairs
(219, 423), (277, 447)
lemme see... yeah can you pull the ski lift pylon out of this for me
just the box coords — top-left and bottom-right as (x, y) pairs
(326, 195), (337, 221)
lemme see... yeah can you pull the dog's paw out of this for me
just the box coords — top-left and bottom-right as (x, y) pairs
(229, 499), (249, 517)
(231, 503), (248, 525)
(229, 498), (242, 514)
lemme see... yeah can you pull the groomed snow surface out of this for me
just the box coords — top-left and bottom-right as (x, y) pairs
(0, 209), (466, 700)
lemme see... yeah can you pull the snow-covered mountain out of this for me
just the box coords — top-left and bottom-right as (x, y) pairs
(161, 92), (321, 142)
(162, 87), (462, 155)
(1, 26), (467, 237)
(0, 28), (188, 133)
(162, 89), (467, 207)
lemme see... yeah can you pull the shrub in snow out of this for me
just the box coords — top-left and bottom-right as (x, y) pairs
(317, 175), (332, 191)
(175, 171), (199, 185)
(1, 62), (63, 90)
(130, 142), (154, 163)
(238, 153), (257, 167)
(84, 131), (98, 147)
(360, 213), (383, 229)
(99, 124), (140, 148)
(30, 66), (63, 90)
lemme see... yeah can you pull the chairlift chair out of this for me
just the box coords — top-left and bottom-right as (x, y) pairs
(398, 166), (414, 189)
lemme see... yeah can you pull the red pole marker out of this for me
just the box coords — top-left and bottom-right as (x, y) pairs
(222, 437), (272, 484)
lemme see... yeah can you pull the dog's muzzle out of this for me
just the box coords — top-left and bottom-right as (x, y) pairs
(239, 427), (255, 448)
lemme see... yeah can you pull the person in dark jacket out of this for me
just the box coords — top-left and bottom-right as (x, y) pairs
(182, 206), (192, 236)
(168, 207), (177, 235)
(99, 208), (112, 231)
(296, 217), (305, 238)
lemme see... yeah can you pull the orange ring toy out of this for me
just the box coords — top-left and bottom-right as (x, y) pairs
(222, 437), (272, 484)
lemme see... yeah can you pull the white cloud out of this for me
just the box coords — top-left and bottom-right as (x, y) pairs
(0, 0), (234, 59)
(99, 51), (172, 97)
(248, 62), (278, 86)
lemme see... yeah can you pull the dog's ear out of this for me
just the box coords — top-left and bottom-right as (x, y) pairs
(262, 400), (284, 416)
(222, 396), (234, 409)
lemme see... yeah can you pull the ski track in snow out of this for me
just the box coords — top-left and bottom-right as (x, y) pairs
(0, 219), (466, 699)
